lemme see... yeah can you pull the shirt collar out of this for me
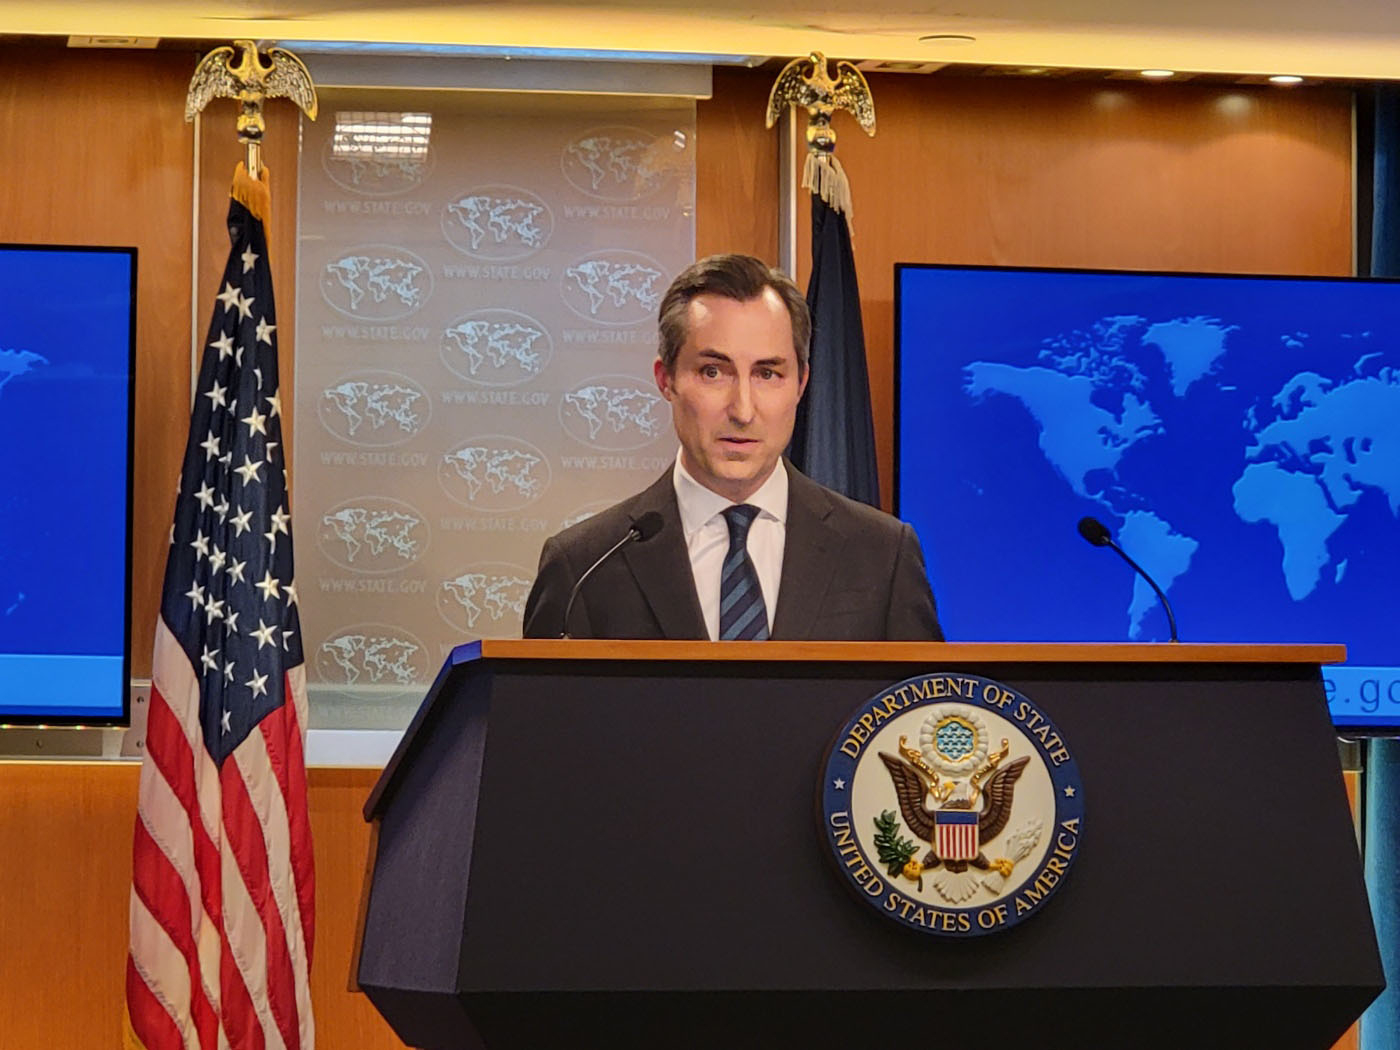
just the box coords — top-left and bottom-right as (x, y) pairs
(673, 457), (789, 540)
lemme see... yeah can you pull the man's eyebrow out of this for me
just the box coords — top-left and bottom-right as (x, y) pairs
(695, 349), (733, 363)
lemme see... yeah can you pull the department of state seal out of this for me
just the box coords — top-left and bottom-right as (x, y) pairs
(820, 673), (1084, 937)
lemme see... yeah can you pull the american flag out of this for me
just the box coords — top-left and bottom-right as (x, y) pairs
(935, 808), (979, 862)
(127, 172), (315, 1050)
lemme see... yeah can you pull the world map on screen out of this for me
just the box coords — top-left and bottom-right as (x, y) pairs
(965, 318), (1399, 637)
(897, 268), (1400, 667)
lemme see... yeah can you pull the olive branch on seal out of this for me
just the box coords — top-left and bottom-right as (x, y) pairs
(873, 810), (920, 878)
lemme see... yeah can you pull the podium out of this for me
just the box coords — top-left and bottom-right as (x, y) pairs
(356, 641), (1383, 1049)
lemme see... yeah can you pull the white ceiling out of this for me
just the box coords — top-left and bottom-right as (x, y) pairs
(5, 0), (1400, 80)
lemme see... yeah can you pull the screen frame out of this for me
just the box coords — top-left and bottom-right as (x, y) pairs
(0, 242), (137, 727)
(892, 260), (1400, 735)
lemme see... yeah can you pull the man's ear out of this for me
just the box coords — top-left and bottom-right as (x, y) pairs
(797, 365), (810, 400)
(654, 358), (674, 401)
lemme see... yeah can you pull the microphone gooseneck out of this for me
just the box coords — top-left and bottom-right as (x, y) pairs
(1077, 515), (1180, 643)
(560, 512), (664, 638)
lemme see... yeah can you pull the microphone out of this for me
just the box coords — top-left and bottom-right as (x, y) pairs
(1076, 516), (1180, 642)
(560, 511), (664, 638)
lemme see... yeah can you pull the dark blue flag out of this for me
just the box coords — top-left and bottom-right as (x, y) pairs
(788, 195), (880, 507)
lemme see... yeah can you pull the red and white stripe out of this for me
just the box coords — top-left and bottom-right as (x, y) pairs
(127, 619), (315, 1050)
(936, 820), (979, 862)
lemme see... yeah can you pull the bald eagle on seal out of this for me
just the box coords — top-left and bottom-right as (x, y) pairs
(878, 751), (1030, 875)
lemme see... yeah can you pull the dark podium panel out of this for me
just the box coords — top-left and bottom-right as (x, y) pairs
(356, 641), (1383, 1050)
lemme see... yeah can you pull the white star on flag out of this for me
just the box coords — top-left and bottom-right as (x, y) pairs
(242, 405), (268, 437)
(234, 455), (264, 485)
(255, 569), (281, 602)
(251, 619), (278, 650)
(215, 281), (241, 311)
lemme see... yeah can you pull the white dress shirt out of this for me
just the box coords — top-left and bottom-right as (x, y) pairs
(673, 458), (789, 641)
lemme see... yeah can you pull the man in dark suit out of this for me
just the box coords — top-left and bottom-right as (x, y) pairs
(522, 254), (942, 641)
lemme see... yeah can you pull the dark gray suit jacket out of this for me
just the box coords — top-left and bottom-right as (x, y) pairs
(522, 463), (943, 640)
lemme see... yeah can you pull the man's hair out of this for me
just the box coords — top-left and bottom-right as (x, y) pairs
(656, 253), (811, 375)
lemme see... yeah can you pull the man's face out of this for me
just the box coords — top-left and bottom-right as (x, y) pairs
(654, 289), (808, 503)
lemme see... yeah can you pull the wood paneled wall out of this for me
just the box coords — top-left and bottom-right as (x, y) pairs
(696, 66), (781, 262)
(0, 46), (1356, 1050)
(0, 762), (399, 1047)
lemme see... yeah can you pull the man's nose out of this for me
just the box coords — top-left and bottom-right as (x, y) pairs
(727, 376), (755, 423)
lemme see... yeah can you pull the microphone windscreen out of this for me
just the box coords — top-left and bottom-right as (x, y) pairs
(631, 511), (665, 542)
(1077, 516), (1113, 547)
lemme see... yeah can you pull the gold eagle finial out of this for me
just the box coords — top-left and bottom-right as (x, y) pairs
(765, 52), (875, 223)
(185, 40), (319, 178)
(764, 51), (876, 150)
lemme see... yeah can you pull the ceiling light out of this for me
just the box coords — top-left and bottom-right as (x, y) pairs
(919, 34), (977, 45)
(1139, 69), (1176, 79)
(1269, 75), (1304, 85)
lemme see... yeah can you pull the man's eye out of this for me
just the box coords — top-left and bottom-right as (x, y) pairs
(700, 364), (721, 378)
(758, 367), (777, 380)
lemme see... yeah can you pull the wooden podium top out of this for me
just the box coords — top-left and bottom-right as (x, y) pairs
(468, 639), (1346, 665)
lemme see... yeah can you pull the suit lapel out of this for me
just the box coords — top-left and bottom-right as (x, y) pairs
(620, 471), (707, 639)
(771, 464), (845, 640)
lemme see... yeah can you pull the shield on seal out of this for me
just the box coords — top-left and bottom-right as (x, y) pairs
(934, 808), (979, 861)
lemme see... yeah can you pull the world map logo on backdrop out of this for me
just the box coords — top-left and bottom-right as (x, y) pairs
(963, 311), (1400, 639)
(437, 564), (535, 636)
(561, 250), (666, 325)
(441, 186), (554, 260)
(317, 496), (428, 574)
(440, 309), (552, 386)
(438, 436), (552, 512)
(320, 245), (433, 321)
(559, 376), (666, 451)
(318, 370), (429, 447)
(315, 623), (430, 697)
(561, 126), (668, 202)
(321, 137), (434, 197)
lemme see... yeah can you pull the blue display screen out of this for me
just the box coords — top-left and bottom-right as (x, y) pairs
(0, 245), (135, 723)
(895, 264), (1400, 732)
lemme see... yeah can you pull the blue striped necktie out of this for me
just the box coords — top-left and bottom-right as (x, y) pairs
(719, 504), (769, 640)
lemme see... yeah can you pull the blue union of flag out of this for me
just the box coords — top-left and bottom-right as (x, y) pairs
(935, 808), (979, 861)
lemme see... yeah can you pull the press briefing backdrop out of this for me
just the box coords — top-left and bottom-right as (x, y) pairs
(293, 92), (693, 727)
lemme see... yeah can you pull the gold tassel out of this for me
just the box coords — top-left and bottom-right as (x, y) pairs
(230, 161), (272, 227)
(801, 151), (854, 232)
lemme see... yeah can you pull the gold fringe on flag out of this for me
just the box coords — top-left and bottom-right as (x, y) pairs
(231, 160), (272, 226)
(801, 151), (855, 223)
